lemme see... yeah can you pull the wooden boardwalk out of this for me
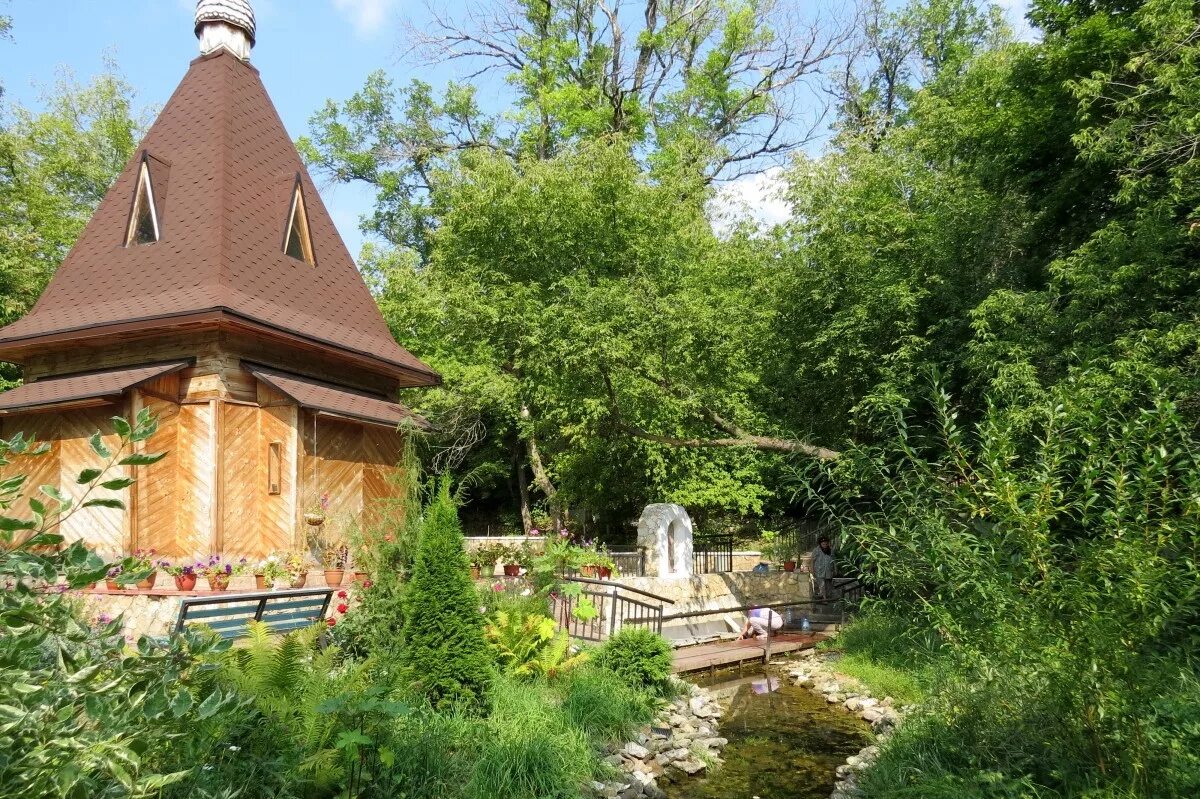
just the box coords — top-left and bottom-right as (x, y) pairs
(672, 632), (829, 674)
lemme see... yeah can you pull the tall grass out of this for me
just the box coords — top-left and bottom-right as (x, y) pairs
(466, 676), (596, 799)
(560, 665), (654, 744)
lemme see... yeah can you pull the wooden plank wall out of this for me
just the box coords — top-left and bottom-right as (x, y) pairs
(133, 388), (180, 555)
(176, 403), (216, 557)
(0, 413), (62, 546)
(258, 384), (298, 553)
(58, 407), (128, 556)
(300, 412), (405, 546)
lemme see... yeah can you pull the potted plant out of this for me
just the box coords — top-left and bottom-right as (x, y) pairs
(322, 545), (348, 586)
(474, 542), (507, 577)
(128, 548), (162, 590)
(469, 559), (482, 580)
(258, 555), (288, 589)
(198, 555), (248, 591)
(279, 550), (310, 588)
(303, 491), (330, 526)
(165, 561), (199, 591)
(595, 548), (618, 580)
(104, 566), (124, 591)
(501, 544), (522, 577)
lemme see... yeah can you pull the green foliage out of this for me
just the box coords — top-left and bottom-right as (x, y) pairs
(401, 477), (494, 712)
(0, 62), (143, 386)
(591, 627), (674, 697)
(484, 609), (588, 680)
(803, 376), (1200, 797)
(560, 666), (654, 744)
(366, 710), (480, 799)
(0, 413), (245, 798)
(215, 622), (409, 797)
(466, 676), (595, 799)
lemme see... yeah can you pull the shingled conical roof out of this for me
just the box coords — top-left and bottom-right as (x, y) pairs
(0, 48), (437, 386)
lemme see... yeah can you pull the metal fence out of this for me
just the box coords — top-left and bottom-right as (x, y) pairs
(550, 577), (673, 642)
(692, 533), (734, 573)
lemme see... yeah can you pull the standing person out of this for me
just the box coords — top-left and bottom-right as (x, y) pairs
(740, 607), (783, 639)
(812, 535), (836, 601)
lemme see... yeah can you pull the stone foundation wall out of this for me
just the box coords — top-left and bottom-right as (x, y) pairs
(616, 572), (815, 643)
(78, 591), (186, 642)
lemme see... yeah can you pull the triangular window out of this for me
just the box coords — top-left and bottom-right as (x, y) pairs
(284, 180), (315, 265)
(125, 161), (159, 246)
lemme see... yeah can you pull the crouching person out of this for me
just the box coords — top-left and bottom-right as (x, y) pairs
(740, 606), (783, 640)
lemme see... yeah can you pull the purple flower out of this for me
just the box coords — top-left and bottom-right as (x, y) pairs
(529, 528), (540, 536)
(224, 564), (232, 575)
(97, 613), (113, 625)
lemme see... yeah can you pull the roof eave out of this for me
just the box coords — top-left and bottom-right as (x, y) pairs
(0, 309), (442, 388)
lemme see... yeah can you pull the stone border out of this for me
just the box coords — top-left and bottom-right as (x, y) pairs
(591, 680), (727, 799)
(785, 648), (910, 799)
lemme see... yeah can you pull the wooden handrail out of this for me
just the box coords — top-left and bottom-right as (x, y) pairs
(660, 594), (852, 622)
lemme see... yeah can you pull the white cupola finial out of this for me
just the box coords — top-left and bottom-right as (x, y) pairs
(195, 0), (256, 61)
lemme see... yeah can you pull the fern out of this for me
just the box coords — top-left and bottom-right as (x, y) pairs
(485, 610), (588, 680)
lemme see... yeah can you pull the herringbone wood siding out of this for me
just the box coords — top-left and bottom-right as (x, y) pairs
(0, 413), (61, 545)
(221, 403), (260, 557)
(258, 402), (297, 555)
(59, 408), (127, 554)
(362, 425), (403, 530)
(134, 393), (180, 554)
(177, 403), (216, 557)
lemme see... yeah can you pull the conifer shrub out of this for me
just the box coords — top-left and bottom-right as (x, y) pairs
(591, 627), (674, 696)
(400, 478), (494, 712)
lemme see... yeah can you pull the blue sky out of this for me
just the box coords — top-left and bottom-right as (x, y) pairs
(0, 0), (472, 255)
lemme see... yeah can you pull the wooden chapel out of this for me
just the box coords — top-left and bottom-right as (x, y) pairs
(0, 1), (438, 559)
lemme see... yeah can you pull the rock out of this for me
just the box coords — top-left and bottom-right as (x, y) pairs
(859, 697), (879, 709)
(697, 723), (714, 736)
(861, 708), (884, 724)
(605, 755), (624, 767)
(618, 785), (643, 799)
(701, 737), (729, 749)
(631, 770), (654, 786)
(664, 748), (690, 762)
(654, 753), (670, 766)
(798, 677), (815, 688)
(689, 696), (716, 718)
(675, 759), (707, 776)
(844, 697), (863, 712)
(826, 694), (841, 704)
(668, 714), (688, 727)
(624, 742), (650, 760)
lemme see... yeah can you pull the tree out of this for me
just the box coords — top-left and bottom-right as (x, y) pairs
(400, 478), (494, 712)
(0, 62), (143, 387)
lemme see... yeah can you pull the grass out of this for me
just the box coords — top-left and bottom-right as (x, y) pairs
(832, 654), (924, 705)
(560, 665), (654, 744)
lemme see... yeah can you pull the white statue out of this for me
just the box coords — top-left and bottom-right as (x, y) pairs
(636, 503), (695, 578)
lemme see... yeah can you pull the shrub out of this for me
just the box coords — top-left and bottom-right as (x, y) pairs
(591, 627), (674, 696)
(467, 676), (594, 799)
(485, 610), (587, 680)
(400, 477), (494, 712)
(560, 666), (654, 744)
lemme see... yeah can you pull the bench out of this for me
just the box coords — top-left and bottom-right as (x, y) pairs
(175, 587), (334, 639)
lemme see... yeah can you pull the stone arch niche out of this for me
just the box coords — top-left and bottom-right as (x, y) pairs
(636, 503), (695, 578)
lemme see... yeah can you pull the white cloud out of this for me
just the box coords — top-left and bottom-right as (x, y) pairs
(331, 0), (399, 38)
(709, 166), (792, 238)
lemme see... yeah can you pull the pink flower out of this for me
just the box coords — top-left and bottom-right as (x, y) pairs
(492, 582), (505, 592)
(363, 579), (373, 589)
(559, 528), (570, 538)
(529, 528), (540, 536)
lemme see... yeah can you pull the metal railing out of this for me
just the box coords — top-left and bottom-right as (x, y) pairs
(550, 576), (674, 642)
(692, 533), (734, 573)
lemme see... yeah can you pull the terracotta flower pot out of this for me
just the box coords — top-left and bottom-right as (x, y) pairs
(290, 574), (307, 588)
(255, 573), (269, 590)
(324, 569), (345, 586)
(105, 578), (123, 591)
(503, 564), (521, 577)
(207, 573), (231, 591)
(597, 566), (612, 580)
(469, 565), (482, 580)
(304, 513), (325, 526)
(136, 572), (157, 591)
(353, 571), (368, 584)
(174, 573), (198, 591)
(783, 561), (797, 573)
(579, 564), (598, 578)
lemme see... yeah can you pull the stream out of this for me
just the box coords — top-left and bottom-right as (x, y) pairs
(663, 665), (871, 799)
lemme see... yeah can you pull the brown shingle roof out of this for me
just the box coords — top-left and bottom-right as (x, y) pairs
(246, 363), (428, 429)
(0, 361), (190, 413)
(0, 50), (436, 386)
